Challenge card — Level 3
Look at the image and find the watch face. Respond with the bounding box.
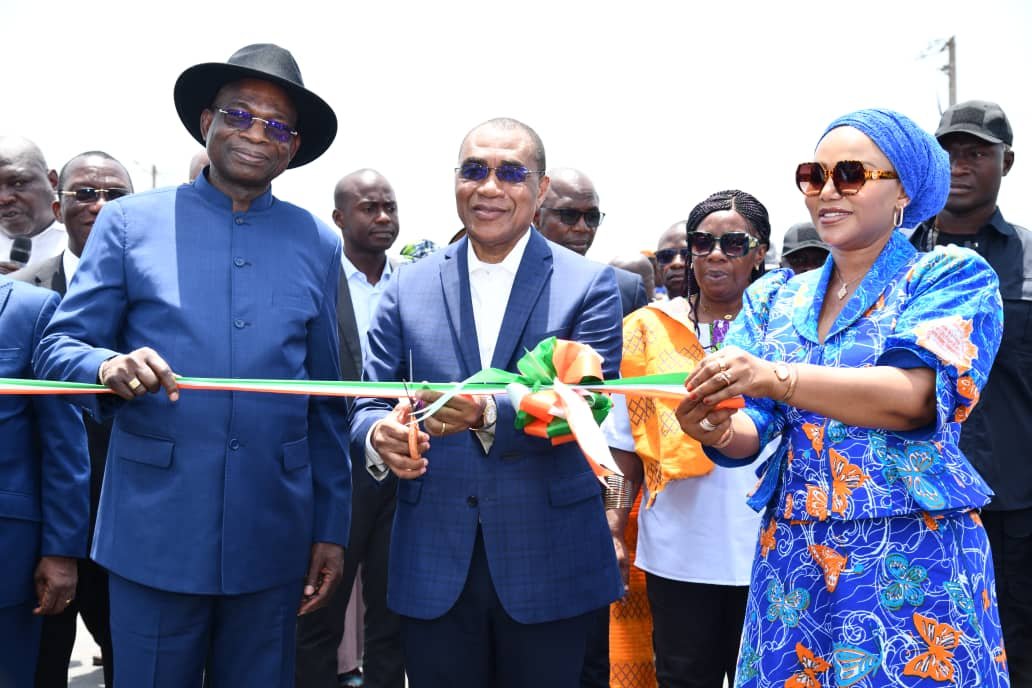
[774,364,790,381]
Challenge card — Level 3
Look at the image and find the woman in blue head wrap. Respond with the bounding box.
[674,109,1009,686]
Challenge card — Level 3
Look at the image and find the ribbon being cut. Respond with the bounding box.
[3,338,743,486]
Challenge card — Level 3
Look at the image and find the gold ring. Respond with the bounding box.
[64,599,73,604]
[128,378,142,391]
[440,421,447,434]
[717,357,728,372]
[699,417,718,432]
[718,371,733,387]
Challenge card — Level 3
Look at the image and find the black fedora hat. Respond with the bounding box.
[174,43,337,168]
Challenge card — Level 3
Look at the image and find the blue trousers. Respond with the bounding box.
[400,529,595,688]
[0,601,41,688]
[109,573,301,688]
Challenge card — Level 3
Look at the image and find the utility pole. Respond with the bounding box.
[151,164,158,189]
[944,36,956,107]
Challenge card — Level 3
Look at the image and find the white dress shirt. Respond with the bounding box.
[365,230,533,479]
[1,222,67,268]
[341,253,393,360]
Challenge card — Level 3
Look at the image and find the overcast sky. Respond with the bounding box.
[4,0,1030,262]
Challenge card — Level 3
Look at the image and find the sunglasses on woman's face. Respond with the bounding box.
[687,231,759,258]
[795,160,898,197]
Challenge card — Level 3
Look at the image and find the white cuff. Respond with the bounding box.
[364,424,391,482]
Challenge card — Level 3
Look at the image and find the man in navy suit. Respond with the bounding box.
[33,44,351,687]
[534,167,646,316]
[13,150,132,687]
[0,274,90,687]
[350,118,624,687]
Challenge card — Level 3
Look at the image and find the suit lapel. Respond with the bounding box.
[441,238,482,378]
[53,257,67,295]
[0,280,12,317]
[491,230,552,370]
[336,274,363,380]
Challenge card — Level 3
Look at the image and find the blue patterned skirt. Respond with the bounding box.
[735,510,1009,687]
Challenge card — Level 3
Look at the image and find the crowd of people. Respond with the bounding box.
[1,41,1028,688]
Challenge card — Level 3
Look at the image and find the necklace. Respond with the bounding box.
[699,299,736,348]
[833,266,858,300]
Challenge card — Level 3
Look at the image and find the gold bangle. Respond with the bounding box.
[711,422,735,449]
[781,364,799,402]
[603,474,634,509]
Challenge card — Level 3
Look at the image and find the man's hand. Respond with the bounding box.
[98,346,179,401]
[0,260,23,275]
[298,542,344,615]
[371,400,429,479]
[414,389,484,436]
[33,556,77,616]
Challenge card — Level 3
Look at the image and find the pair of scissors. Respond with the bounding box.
[402,351,421,460]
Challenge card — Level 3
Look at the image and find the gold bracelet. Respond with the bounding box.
[603,474,634,509]
[781,364,799,402]
[711,422,735,450]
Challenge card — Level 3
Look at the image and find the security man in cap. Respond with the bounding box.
[911,99,1032,682]
[780,221,829,274]
[35,44,351,687]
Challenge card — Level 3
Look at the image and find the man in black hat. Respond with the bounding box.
[35,44,351,688]
[910,99,1032,681]
[779,221,829,274]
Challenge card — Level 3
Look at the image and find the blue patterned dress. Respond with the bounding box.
[711,231,1010,687]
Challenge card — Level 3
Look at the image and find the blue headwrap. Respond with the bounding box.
[820,109,950,227]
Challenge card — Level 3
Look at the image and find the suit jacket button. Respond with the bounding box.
[234,257,246,267]
[229,439,241,450]
[466,496,478,507]
[233,319,245,329]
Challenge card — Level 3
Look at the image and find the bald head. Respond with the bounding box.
[0,136,58,239]
[332,168,399,262]
[535,168,602,255]
[610,252,655,302]
[188,149,209,181]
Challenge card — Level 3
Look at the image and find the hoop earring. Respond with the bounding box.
[893,204,905,229]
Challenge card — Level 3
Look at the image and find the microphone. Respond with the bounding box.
[9,237,31,266]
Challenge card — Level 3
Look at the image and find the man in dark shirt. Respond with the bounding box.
[911,99,1032,682]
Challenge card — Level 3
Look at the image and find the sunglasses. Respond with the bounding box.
[655,247,690,265]
[456,160,539,184]
[60,188,131,203]
[795,161,898,197]
[540,207,605,229]
[216,107,298,144]
[687,231,759,258]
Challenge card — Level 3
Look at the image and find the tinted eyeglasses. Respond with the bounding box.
[540,207,605,229]
[216,107,298,143]
[456,160,540,184]
[795,160,898,197]
[687,231,759,258]
[655,247,690,265]
[60,188,131,203]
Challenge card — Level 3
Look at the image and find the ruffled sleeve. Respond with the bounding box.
[878,245,1003,438]
[705,269,793,466]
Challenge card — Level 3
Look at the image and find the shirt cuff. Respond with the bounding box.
[364,424,391,482]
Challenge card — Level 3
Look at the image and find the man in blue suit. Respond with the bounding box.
[350,118,624,687]
[0,274,90,687]
[33,44,351,687]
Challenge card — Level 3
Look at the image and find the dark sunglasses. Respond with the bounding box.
[216,107,298,143]
[655,247,690,265]
[687,231,759,258]
[795,160,898,197]
[60,188,131,203]
[540,207,605,229]
[456,160,539,184]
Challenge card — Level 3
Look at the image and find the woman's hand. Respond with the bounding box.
[684,345,780,407]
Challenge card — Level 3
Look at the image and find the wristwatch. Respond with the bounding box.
[773,363,791,384]
[477,396,497,430]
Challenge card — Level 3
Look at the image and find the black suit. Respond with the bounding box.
[12,254,114,688]
[295,270,404,688]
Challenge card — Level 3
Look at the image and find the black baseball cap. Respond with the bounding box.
[782,222,828,257]
[935,100,1013,146]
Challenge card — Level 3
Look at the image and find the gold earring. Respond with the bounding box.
[893,205,905,229]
